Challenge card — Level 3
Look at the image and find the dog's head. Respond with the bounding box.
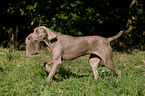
[25,26,56,57]
[32,26,56,41]
[25,34,40,57]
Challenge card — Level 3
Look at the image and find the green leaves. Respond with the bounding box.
[0,0,145,50]
[26,2,38,11]
[26,5,33,11]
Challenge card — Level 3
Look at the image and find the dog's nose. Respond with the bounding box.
[26,53,32,57]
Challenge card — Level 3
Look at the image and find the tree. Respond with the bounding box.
[0,0,144,50]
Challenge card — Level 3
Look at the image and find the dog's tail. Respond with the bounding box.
[108,30,124,42]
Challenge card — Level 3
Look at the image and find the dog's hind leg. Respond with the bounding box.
[89,54,101,80]
[102,47,121,77]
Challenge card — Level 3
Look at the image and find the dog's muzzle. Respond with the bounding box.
[26,51,40,57]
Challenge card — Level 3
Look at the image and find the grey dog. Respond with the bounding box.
[26,26,123,82]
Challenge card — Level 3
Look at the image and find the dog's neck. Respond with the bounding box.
[43,40,50,47]
[43,36,57,47]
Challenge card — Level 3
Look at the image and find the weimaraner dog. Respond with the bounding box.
[26,26,123,82]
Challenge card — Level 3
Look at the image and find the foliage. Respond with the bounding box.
[0,48,145,95]
[0,0,145,50]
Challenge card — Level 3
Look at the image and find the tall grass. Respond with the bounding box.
[0,47,145,95]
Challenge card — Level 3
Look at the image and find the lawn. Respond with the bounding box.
[0,47,145,96]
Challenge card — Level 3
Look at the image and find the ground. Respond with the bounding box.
[0,47,145,95]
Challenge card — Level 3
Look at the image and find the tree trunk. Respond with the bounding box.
[125,0,137,32]
[15,25,18,49]
[9,25,19,50]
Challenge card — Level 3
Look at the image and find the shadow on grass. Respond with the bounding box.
[58,65,90,80]
[40,63,119,82]
[100,71,118,79]
[40,64,90,82]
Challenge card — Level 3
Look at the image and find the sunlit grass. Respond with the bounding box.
[0,47,145,95]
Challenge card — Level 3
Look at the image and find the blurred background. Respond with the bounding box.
[0,0,144,51]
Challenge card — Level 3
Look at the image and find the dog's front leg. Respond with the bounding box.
[44,59,53,72]
[47,57,61,82]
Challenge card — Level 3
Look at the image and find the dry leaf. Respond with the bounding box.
[135,65,141,68]
[124,63,127,66]
[141,60,145,64]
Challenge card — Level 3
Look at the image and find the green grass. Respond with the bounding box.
[0,47,145,96]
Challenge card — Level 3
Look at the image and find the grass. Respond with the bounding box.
[0,47,145,96]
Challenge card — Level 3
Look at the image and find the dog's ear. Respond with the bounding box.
[31,26,47,41]
[44,27,56,40]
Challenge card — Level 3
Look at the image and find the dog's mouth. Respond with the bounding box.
[26,52,40,57]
